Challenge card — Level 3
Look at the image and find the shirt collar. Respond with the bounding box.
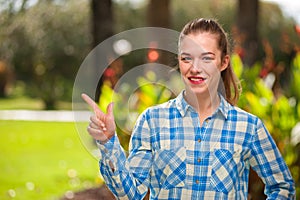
[175,90,230,119]
[218,94,230,119]
[175,91,191,117]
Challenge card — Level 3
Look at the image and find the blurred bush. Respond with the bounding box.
[0,0,90,109]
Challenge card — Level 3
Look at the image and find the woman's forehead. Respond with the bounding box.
[180,32,219,44]
[179,33,219,54]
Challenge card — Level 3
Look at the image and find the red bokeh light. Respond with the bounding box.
[147,50,159,62]
[295,24,300,35]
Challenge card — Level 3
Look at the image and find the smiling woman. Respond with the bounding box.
[81,18,295,199]
[178,31,230,119]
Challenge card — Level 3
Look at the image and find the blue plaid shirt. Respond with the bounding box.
[97,91,295,199]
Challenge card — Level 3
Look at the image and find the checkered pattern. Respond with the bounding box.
[97,91,295,199]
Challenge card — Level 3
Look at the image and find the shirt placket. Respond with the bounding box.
[178,97,222,196]
[191,112,211,190]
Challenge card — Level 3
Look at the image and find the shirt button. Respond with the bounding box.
[197,158,201,163]
[197,139,201,143]
[196,180,199,184]
[205,119,210,123]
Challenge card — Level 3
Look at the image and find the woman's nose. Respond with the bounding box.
[191,59,202,71]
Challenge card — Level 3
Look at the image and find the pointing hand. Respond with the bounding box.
[81,93,116,143]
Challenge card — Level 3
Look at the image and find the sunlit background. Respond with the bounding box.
[0,0,300,199]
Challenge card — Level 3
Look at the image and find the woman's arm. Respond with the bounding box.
[249,119,296,199]
[81,93,152,199]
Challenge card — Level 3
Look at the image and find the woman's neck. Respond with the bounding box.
[184,90,220,124]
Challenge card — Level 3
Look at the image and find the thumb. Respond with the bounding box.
[107,102,114,117]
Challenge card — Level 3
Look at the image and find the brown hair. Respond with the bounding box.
[179,18,241,105]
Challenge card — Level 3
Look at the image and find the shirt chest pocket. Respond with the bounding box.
[153,146,186,189]
[210,149,244,194]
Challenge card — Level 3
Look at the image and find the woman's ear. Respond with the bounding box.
[220,55,230,72]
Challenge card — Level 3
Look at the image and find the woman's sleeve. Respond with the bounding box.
[96,110,153,199]
[249,119,296,199]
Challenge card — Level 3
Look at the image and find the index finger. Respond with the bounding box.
[81,93,102,116]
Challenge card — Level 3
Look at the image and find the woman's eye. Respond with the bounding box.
[202,56,214,62]
[181,57,192,63]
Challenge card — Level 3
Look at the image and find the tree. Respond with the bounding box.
[147,0,171,28]
[0,0,90,109]
[0,61,12,97]
[146,0,174,68]
[90,0,114,48]
[236,0,259,67]
[0,0,28,14]
[236,1,266,198]
[90,0,115,102]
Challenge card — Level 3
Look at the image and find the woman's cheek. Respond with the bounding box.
[179,62,189,74]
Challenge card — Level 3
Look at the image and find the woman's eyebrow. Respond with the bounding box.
[180,52,215,57]
[180,52,191,56]
[202,52,215,56]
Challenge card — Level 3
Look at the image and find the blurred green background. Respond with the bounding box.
[0,120,100,200]
[0,0,300,199]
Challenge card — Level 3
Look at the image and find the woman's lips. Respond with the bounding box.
[188,76,206,84]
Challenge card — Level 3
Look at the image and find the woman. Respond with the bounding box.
[82,18,295,199]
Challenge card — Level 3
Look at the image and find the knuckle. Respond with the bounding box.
[87,126,91,132]
[89,116,94,121]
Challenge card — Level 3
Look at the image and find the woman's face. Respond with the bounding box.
[178,32,229,97]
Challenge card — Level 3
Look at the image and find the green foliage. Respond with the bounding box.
[0,121,100,200]
[0,0,298,110]
[0,0,90,109]
[231,53,243,79]
[98,81,115,113]
[291,53,300,100]
[114,1,147,33]
[135,71,173,113]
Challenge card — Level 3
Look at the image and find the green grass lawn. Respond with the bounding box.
[0,120,102,200]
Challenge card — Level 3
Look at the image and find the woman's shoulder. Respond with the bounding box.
[220,95,259,122]
[229,104,262,125]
